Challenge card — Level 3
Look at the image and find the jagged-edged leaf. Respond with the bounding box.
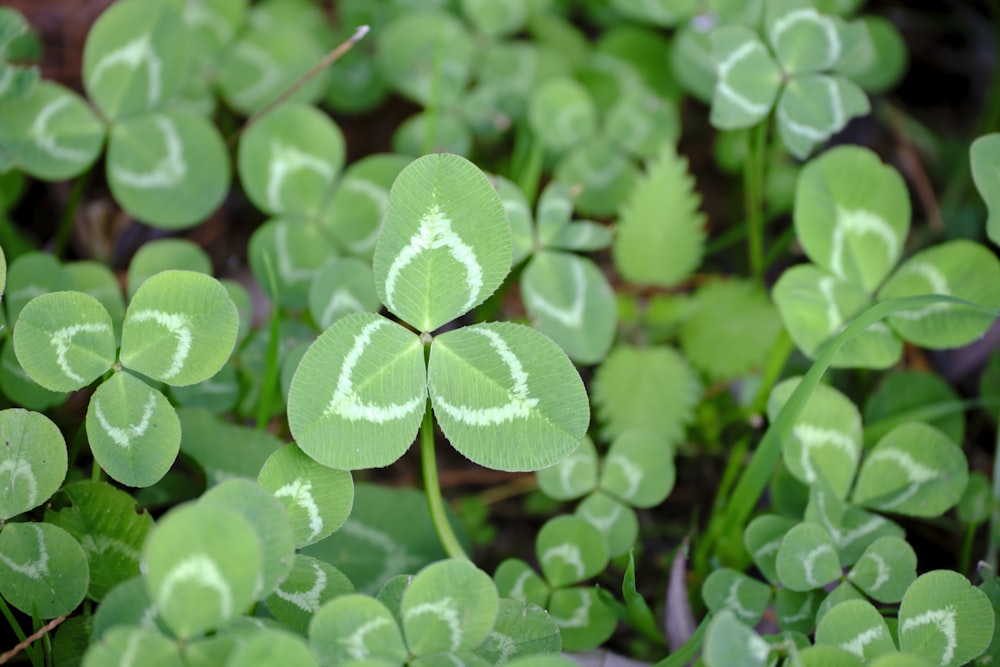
[765,0,844,73]
[473,598,561,664]
[773,264,901,368]
[972,132,1000,247]
[401,559,499,656]
[309,594,408,665]
[775,522,841,591]
[592,344,701,443]
[600,430,674,507]
[681,279,782,381]
[107,109,229,229]
[82,626,182,667]
[553,138,640,218]
[702,568,772,624]
[125,238,212,297]
[853,422,968,517]
[548,586,616,652]
[178,407,282,484]
[806,488,904,565]
[238,103,345,219]
[309,257,380,330]
[376,10,472,107]
[703,610,772,667]
[898,570,994,667]
[767,377,862,499]
[200,479,295,599]
[0,522,89,617]
[0,8,38,102]
[528,78,597,155]
[65,261,126,339]
[745,514,799,585]
[815,599,896,661]
[776,588,821,634]
[613,142,706,287]
[258,443,354,548]
[322,154,410,259]
[86,372,180,487]
[605,88,680,159]
[13,291,115,392]
[776,74,869,159]
[0,408,66,519]
[846,535,916,603]
[248,218,334,309]
[522,252,615,364]
[120,270,238,386]
[45,480,152,600]
[429,322,589,472]
[575,491,638,558]
[880,240,1000,349]
[864,370,965,445]
[0,81,104,180]
[536,435,598,501]
[217,25,326,115]
[709,25,781,130]
[536,515,607,588]
[493,559,548,609]
[82,0,192,120]
[5,251,70,324]
[142,502,262,638]
[288,312,426,470]
[0,341,66,411]
[373,153,512,332]
[265,554,353,634]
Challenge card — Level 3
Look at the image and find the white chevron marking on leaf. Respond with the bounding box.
[274,223,312,285]
[0,457,38,507]
[267,141,334,212]
[716,40,772,116]
[769,9,841,69]
[128,309,192,380]
[157,554,232,618]
[111,116,187,189]
[323,319,424,423]
[724,578,758,622]
[29,96,91,162]
[551,589,591,628]
[605,453,643,500]
[818,276,843,334]
[229,42,282,109]
[579,502,622,532]
[841,625,887,658]
[890,261,954,320]
[274,478,323,542]
[384,204,483,316]
[95,389,156,448]
[507,569,534,602]
[801,543,836,587]
[557,451,591,497]
[901,606,958,665]
[830,207,900,280]
[541,542,585,580]
[813,491,889,551]
[780,592,815,624]
[865,447,937,508]
[0,524,49,579]
[793,423,858,484]
[339,616,392,659]
[851,552,890,591]
[341,179,390,253]
[80,534,141,562]
[404,597,462,651]
[275,560,327,612]
[524,258,585,328]
[90,33,163,106]
[320,290,365,329]
[50,322,111,383]
[434,328,540,426]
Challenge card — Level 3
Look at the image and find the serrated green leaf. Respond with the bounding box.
[288,312,426,470]
[528,78,597,155]
[547,586,616,652]
[83,626,182,667]
[776,522,841,591]
[265,555,353,635]
[120,270,238,386]
[880,240,1000,349]
[257,443,354,548]
[703,610,772,667]
[777,74,869,159]
[238,103,344,219]
[702,568,772,624]
[429,322,589,472]
[0,522,89,617]
[575,492,638,558]
[536,515,608,588]
[125,238,212,297]
[846,535,916,604]
[898,570,994,667]
[709,26,781,130]
[853,422,968,517]
[308,594,408,665]
[536,435,598,501]
[766,0,843,73]
[745,514,799,585]
[377,10,472,107]
[613,142,705,287]
[0,408,66,520]
[815,598,896,661]
[373,153,511,332]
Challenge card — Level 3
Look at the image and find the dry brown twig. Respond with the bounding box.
[0,615,67,665]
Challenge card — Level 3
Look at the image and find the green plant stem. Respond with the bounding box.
[694,436,751,574]
[52,166,93,260]
[653,616,708,667]
[420,402,468,560]
[988,420,1000,569]
[745,328,792,418]
[960,521,979,575]
[744,121,768,281]
[256,307,282,431]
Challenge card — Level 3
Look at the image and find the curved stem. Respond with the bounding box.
[420,402,468,560]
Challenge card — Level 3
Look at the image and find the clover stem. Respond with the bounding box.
[52,165,93,260]
[420,401,469,561]
[745,120,768,282]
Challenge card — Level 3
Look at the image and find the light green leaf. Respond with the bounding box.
[958,471,991,524]
[710,26,781,130]
[0,81,104,180]
[0,341,66,411]
[744,514,799,585]
[535,182,574,247]
[768,377,862,499]
[493,559,548,609]
[45,480,153,601]
[166,0,245,60]
[5,251,70,324]
[120,270,238,386]
[265,554,353,634]
[575,492,638,558]
[494,176,534,267]
[225,628,318,667]
[863,370,965,446]
[898,570,994,667]
[609,0,695,26]
[536,515,608,588]
[702,568,772,624]
[553,138,640,219]
[309,594,408,665]
[672,25,716,104]
[178,407,282,484]
[238,103,344,219]
[776,522,841,591]
[170,363,239,414]
[0,8,39,102]
[86,372,181,488]
[82,0,192,120]
[65,261,126,340]
[522,252,616,364]
[90,576,163,639]
[796,645,865,667]
[536,435,598,501]
[428,322,589,472]
[776,588,821,634]
[816,581,866,625]
[0,243,5,297]
[613,142,706,287]
[473,598,561,664]
[600,429,674,508]
[125,238,211,297]
[766,0,843,73]
[0,408,66,520]
[547,220,614,253]
[393,111,472,158]
[846,535,916,604]
[776,74,869,159]
[806,488,904,565]
[401,559,499,656]
[592,344,701,443]
[257,443,354,548]
[836,17,907,93]
[606,88,680,160]
[373,153,511,332]
[0,522,89,617]
[528,78,597,155]
[13,291,115,392]
[288,312,426,470]
[972,133,1000,247]
[309,257,380,330]
[107,109,229,229]
[880,240,1000,349]
[703,610,772,667]
[324,33,387,115]
[547,587,616,652]
[815,599,896,661]
[142,502,262,638]
[83,626,182,667]
[853,422,968,517]
[867,655,935,667]
[248,218,334,309]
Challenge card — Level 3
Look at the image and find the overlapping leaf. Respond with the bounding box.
[0,522,89,617]
[0,408,67,519]
[265,555,353,634]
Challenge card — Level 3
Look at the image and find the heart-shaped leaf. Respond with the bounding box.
[309,593,408,665]
[776,74,869,159]
[125,238,211,297]
[766,0,844,73]
[815,598,896,661]
[0,522,89,617]
[745,514,799,585]
[536,516,607,588]
[847,535,916,603]
[265,555,353,634]
[547,586,616,652]
[702,568,772,624]
[776,588,822,634]
[575,491,638,558]
[703,610,772,667]
[806,488,904,565]
[493,559,549,610]
[709,25,781,130]
[536,435,599,501]
[776,522,841,591]
[600,429,675,508]
[0,408,67,519]
[248,218,335,310]
[309,257,380,330]
[554,138,640,218]
[971,132,1000,247]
